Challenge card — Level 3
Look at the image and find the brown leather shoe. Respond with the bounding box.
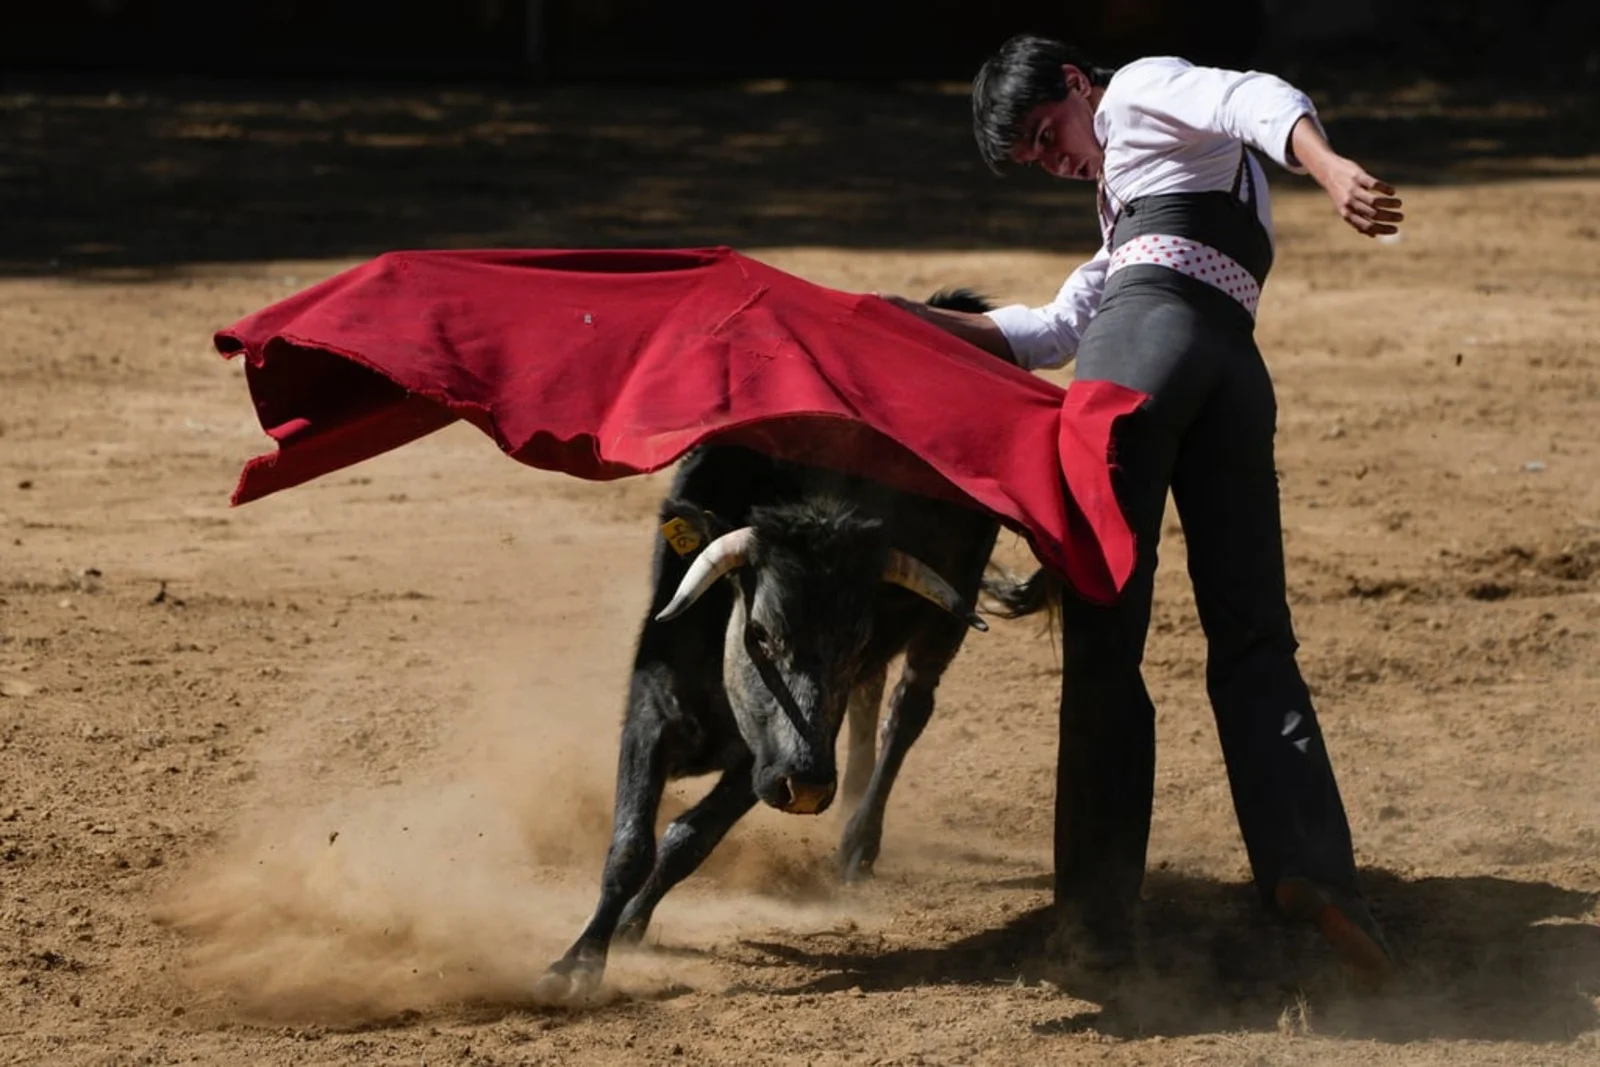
[1275,877,1393,989]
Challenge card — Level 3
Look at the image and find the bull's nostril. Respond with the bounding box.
[769,776,794,809]
[783,777,835,815]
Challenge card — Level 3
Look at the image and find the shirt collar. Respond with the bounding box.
[1093,66,1129,149]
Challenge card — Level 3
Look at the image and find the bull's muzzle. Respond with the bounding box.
[766,774,836,815]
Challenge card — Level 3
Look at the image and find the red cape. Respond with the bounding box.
[213,247,1143,604]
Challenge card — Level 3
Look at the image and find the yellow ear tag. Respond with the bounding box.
[660,517,703,557]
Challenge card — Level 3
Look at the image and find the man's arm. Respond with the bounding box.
[876,295,1019,363]
[878,242,1111,371]
[1111,57,1323,173]
[1114,58,1404,238]
[1288,116,1404,238]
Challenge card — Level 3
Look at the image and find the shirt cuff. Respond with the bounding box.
[984,304,1072,370]
[1269,104,1323,174]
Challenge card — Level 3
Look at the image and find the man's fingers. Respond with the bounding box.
[1350,188,1403,211]
[1352,199,1405,224]
[1341,166,1400,235]
[1342,206,1399,236]
[1356,188,1404,210]
[1358,173,1398,197]
[1344,195,1405,226]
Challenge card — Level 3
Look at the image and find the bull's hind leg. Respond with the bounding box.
[838,624,965,883]
[614,757,757,943]
[535,703,669,1003]
[840,667,888,812]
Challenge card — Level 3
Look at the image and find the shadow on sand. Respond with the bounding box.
[736,867,1599,1044]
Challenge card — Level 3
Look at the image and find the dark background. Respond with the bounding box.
[6,0,1598,84]
[2,1,1596,278]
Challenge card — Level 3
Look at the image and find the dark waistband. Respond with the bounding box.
[1110,191,1274,285]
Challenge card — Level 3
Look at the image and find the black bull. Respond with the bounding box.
[538,290,1010,1001]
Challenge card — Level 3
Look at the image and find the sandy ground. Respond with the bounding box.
[1,80,1597,1065]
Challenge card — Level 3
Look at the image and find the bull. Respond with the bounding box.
[536,290,1006,1001]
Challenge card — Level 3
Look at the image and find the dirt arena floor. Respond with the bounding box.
[1,77,1597,1065]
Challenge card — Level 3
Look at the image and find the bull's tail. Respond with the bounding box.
[979,565,1062,622]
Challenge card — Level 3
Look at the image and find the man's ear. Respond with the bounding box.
[657,499,733,558]
[1061,62,1089,95]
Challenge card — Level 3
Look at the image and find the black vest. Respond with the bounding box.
[1105,147,1275,289]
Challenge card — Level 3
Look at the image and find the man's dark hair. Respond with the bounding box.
[971,35,1116,175]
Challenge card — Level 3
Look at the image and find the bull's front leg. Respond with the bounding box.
[839,666,887,812]
[838,625,963,882]
[535,711,668,1004]
[614,756,757,943]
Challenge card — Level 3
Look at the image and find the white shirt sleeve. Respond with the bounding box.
[1111,57,1322,173]
[983,242,1110,370]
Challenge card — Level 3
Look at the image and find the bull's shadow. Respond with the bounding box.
[738,867,1599,1044]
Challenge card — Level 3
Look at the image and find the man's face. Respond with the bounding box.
[1008,64,1103,181]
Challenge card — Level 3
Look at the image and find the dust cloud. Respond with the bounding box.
[153,637,874,1025]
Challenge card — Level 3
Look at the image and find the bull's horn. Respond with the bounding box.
[655,527,757,622]
[883,549,988,631]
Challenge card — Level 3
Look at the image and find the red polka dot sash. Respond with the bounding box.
[1107,234,1261,317]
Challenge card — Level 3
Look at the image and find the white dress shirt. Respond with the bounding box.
[984,56,1326,370]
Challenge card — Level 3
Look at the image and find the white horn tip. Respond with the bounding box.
[655,597,690,623]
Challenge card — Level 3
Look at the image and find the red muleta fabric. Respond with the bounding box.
[213,247,1144,604]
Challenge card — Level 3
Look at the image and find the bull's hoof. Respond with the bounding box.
[532,959,604,1005]
[614,914,649,945]
[531,969,576,1004]
[837,823,881,884]
[839,859,875,885]
[837,843,878,885]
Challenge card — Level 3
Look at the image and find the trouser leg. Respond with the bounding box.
[1055,293,1220,948]
[1169,341,1359,904]
[1054,411,1175,943]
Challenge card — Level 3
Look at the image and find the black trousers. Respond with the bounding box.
[1056,268,1359,930]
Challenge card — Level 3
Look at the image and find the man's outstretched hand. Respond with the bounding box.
[1289,115,1405,238]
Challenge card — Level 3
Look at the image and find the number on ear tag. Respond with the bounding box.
[660,517,702,556]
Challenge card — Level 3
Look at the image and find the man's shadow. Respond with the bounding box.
[737,867,1599,1043]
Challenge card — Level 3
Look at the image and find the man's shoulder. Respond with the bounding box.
[1105,55,1194,96]
[1099,56,1194,130]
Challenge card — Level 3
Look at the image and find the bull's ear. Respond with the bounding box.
[657,499,732,558]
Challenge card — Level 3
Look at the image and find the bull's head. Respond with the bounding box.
[655,498,985,815]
